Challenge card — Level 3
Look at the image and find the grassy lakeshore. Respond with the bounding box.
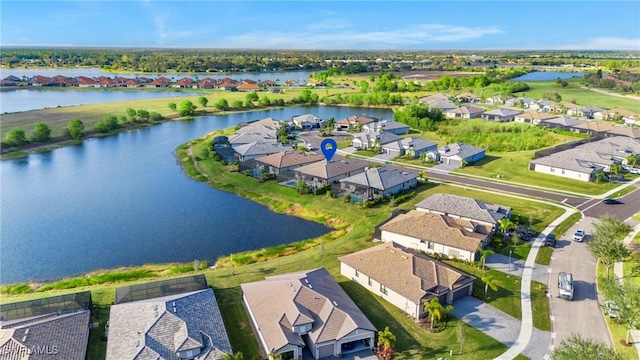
[0,127,570,359]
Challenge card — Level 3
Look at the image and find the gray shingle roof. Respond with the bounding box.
[400,137,437,151]
[241,268,376,353]
[415,193,511,225]
[106,289,232,360]
[228,132,276,145]
[540,116,588,127]
[483,108,521,117]
[233,141,291,156]
[379,120,409,131]
[438,143,485,160]
[339,243,475,303]
[0,310,90,360]
[339,166,417,191]
[294,159,369,180]
[376,132,403,145]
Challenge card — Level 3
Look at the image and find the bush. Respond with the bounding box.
[0,283,32,295]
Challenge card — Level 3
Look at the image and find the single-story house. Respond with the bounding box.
[254,150,324,175]
[228,132,276,145]
[241,268,377,360]
[336,166,417,201]
[594,108,638,123]
[233,141,292,162]
[419,93,449,104]
[236,83,260,91]
[293,158,369,189]
[292,113,324,130]
[485,95,514,105]
[445,105,485,119]
[106,286,232,360]
[538,116,588,132]
[378,210,490,262]
[352,131,403,150]
[381,137,438,159]
[363,120,410,135]
[335,115,378,131]
[0,292,92,360]
[455,93,481,104]
[415,193,511,234]
[570,121,640,138]
[537,100,558,113]
[426,99,458,112]
[482,108,521,122]
[438,143,485,167]
[514,111,557,124]
[339,242,475,319]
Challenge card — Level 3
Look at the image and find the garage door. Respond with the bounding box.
[318,344,333,358]
[448,159,461,167]
[452,286,469,301]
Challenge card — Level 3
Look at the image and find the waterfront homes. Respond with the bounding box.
[352,131,403,150]
[482,108,521,122]
[292,113,324,130]
[528,136,640,182]
[378,210,489,262]
[339,242,475,319]
[363,120,410,135]
[415,193,512,234]
[293,158,369,189]
[233,142,292,162]
[254,150,325,175]
[335,166,417,201]
[438,143,486,167]
[382,137,438,159]
[0,291,92,360]
[335,115,378,131]
[106,276,232,360]
[241,268,377,360]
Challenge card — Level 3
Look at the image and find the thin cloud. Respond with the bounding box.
[554,37,640,51]
[221,23,502,49]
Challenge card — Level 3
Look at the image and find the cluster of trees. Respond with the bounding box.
[543,91,563,102]
[94,108,162,132]
[320,92,404,106]
[584,69,640,93]
[3,122,52,147]
[393,102,446,131]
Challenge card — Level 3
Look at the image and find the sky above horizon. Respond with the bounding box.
[1,1,639,51]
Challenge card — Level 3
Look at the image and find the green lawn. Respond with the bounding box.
[517,78,640,113]
[455,150,621,195]
[535,247,553,266]
[443,261,551,331]
[551,212,582,238]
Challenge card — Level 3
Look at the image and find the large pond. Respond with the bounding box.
[514,71,585,81]
[0,106,393,284]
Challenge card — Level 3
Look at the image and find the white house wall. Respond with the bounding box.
[531,163,593,182]
[340,262,420,319]
[380,230,475,262]
[382,179,417,197]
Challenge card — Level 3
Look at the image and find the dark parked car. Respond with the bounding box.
[603,198,623,205]
[543,233,556,247]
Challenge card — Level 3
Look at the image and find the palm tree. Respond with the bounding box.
[479,249,495,269]
[377,326,396,360]
[609,163,623,176]
[423,298,453,329]
[498,218,515,236]
[594,170,606,184]
[627,154,639,168]
[481,274,499,298]
[223,352,244,360]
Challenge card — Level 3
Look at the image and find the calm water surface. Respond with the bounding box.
[0,106,393,284]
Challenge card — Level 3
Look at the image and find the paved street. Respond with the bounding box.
[583,188,640,220]
[547,217,611,346]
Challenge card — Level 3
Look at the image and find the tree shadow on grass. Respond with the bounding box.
[468,155,500,168]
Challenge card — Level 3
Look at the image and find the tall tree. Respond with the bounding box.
[198,96,209,108]
[168,102,177,111]
[30,122,52,143]
[479,249,495,269]
[376,326,396,360]
[423,297,453,329]
[67,119,84,140]
[551,333,622,360]
[481,273,499,298]
[498,218,515,235]
[178,100,197,116]
[587,215,632,277]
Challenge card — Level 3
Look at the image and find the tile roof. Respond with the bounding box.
[400,137,437,151]
[255,150,324,169]
[248,118,282,128]
[241,268,376,353]
[292,114,322,124]
[571,122,640,138]
[380,210,487,251]
[235,125,278,137]
[339,166,417,191]
[448,105,484,115]
[106,289,232,360]
[515,111,556,121]
[294,158,369,180]
[379,120,409,131]
[233,141,291,156]
[228,132,276,145]
[438,143,485,160]
[336,115,377,125]
[380,210,487,252]
[483,108,521,117]
[339,243,475,303]
[540,116,588,127]
[0,310,90,360]
[415,193,511,225]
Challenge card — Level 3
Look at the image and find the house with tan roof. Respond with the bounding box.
[378,210,490,262]
[241,268,376,360]
[570,121,640,138]
[335,115,378,131]
[445,105,485,119]
[339,242,475,319]
[336,166,417,201]
[255,150,324,175]
[293,158,369,189]
[482,108,521,122]
[415,193,511,234]
[514,111,556,124]
[236,83,260,92]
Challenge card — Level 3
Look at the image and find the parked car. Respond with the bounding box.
[603,198,623,205]
[573,229,585,242]
[543,233,556,247]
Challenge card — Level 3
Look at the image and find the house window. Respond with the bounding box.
[561,169,565,174]
[550,167,555,172]
[428,242,434,250]
[368,277,372,286]
[380,284,388,295]
[355,269,359,277]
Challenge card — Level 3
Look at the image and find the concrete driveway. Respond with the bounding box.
[452,297,551,360]
[484,253,549,284]
[547,216,611,346]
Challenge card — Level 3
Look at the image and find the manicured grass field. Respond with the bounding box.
[454,150,621,195]
[517,78,640,113]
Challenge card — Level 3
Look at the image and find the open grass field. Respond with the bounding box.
[516,78,640,113]
[454,150,622,195]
